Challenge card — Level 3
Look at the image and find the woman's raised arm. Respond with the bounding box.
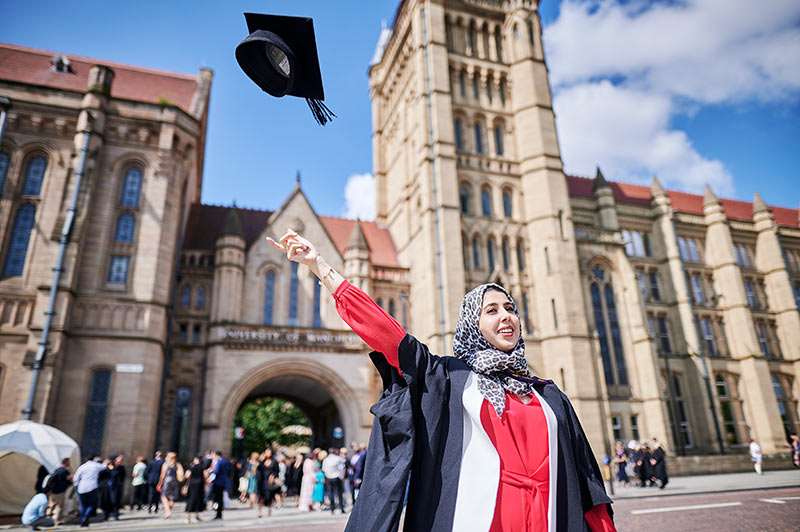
[267,230,405,363]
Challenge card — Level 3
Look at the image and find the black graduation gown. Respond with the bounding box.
[345,334,612,532]
[649,447,668,482]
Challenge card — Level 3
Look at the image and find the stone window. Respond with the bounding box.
[700,317,717,356]
[715,373,747,446]
[486,74,493,102]
[195,285,206,310]
[81,369,112,458]
[622,229,652,257]
[107,256,130,285]
[481,186,492,216]
[114,212,136,243]
[313,281,322,328]
[771,373,797,439]
[462,232,470,271]
[502,189,512,218]
[611,415,622,442]
[733,243,753,268]
[474,122,484,154]
[288,262,299,326]
[472,73,480,100]
[263,270,276,325]
[647,314,672,354]
[590,265,629,391]
[468,20,477,55]
[22,155,47,196]
[516,239,525,271]
[678,236,703,263]
[459,183,471,213]
[794,281,800,309]
[494,125,504,156]
[2,203,36,277]
[487,237,496,271]
[454,119,464,151]
[494,25,503,62]
[0,148,9,193]
[472,236,481,269]
[499,78,506,104]
[521,292,533,334]
[120,167,143,207]
[664,372,693,449]
[388,298,396,318]
[630,414,640,441]
[192,324,201,343]
[502,239,510,271]
[459,70,466,98]
[180,284,191,308]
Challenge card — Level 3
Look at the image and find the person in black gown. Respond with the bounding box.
[184,455,206,523]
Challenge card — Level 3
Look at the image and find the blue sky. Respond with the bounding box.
[2,0,798,218]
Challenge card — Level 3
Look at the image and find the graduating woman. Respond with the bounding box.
[268,231,615,532]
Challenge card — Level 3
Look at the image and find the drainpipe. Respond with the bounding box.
[23,128,92,419]
[421,2,448,354]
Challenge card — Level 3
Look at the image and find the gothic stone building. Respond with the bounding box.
[367,0,800,458]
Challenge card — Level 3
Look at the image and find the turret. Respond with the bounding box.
[593,167,618,230]
[343,221,371,293]
[211,208,246,322]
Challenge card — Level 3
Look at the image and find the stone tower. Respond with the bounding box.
[369,0,610,450]
[212,208,246,322]
[344,221,372,293]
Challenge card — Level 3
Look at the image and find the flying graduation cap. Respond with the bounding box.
[236,13,335,125]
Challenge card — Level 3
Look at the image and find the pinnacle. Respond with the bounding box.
[346,220,370,251]
[218,207,245,239]
[752,191,769,215]
[651,175,666,197]
[703,184,719,206]
[592,167,610,191]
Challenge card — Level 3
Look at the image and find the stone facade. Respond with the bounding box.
[368,0,800,457]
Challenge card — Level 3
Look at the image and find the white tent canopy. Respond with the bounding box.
[0,420,80,516]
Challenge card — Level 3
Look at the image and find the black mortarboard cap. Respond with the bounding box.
[236,13,335,125]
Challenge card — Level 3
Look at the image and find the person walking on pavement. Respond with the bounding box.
[184,454,206,523]
[157,452,184,519]
[749,439,764,475]
[257,448,280,517]
[145,451,164,513]
[72,455,108,527]
[209,450,231,520]
[614,441,630,488]
[786,432,800,468]
[298,449,320,511]
[108,455,126,519]
[130,456,147,510]
[649,439,668,489]
[322,447,346,514]
[47,457,72,526]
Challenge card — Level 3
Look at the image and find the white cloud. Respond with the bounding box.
[343,173,376,220]
[543,0,800,194]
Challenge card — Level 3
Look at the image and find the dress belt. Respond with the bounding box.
[500,469,550,531]
[500,469,549,494]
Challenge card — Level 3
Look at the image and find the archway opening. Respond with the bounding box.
[230,374,344,460]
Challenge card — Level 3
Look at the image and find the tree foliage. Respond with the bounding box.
[233,397,310,455]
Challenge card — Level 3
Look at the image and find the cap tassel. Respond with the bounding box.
[306,99,336,126]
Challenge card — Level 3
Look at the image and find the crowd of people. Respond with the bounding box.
[20,442,368,530]
[610,438,670,489]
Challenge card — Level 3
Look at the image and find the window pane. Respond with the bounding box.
[264,271,275,325]
[472,237,480,268]
[678,237,689,261]
[691,275,706,305]
[0,150,9,193]
[120,167,143,207]
[744,280,758,308]
[459,185,470,213]
[521,293,532,334]
[517,240,525,271]
[388,299,396,318]
[22,156,47,196]
[637,270,648,301]
[657,317,671,354]
[494,126,504,156]
[289,262,299,326]
[502,190,512,218]
[649,271,661,301]
[487,239,495,271]
[605,283,628,385]
[701,318,716,356]
[313,281,322,328]
[454,119,463,150]
[180,285,191,308]
[195,286,206,310]
[2,203,36,277]
[591,283,614,386]
[81,370,112,458]
[107,256,130,284]
[756,322,771,357]
[114,212,136,243]
[474,123,483,154]
[481,188,491,216]
[502,240,509,271]
[688,238,699,262]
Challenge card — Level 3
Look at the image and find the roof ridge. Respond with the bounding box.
[319,214,380,225]
[0,41,198,80]
[194,202,272,214]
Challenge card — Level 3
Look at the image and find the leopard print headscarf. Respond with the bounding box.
[453,284,533,417]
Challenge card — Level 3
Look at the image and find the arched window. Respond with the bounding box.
[481,187,492,217]
[494,125,504,156]
[3,203,36,277]
[502,189,512,218]
[195,285,206,310]
[516,239,525,271]
[502,239,510,271]
[22,155,47,196]
[107,256,130,284]
[120,166,143,207]
[454,119,464,151]
[486,74,493,102]
[499,78,506,104]
[0,149,10,193]
[459,70,466,97]
[180,284,191,308]
[313,281,322,328]
[472,236,481,269]
[487,237,496,271]
[468,21,477,54]
[288,262,299,326]
[494,26,503,62]
[81,369,112,458]
[472,74,480,100]
[263,271,275,325]
[462,233,470,271]
[389,299,396,318]
[590,266,629,389]
[459,184,471,214]
[474,122,484,154]
[528,20,535,46]
[114,212,136,243]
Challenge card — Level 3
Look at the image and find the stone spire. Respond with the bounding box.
[752,191,770,215]
[651,175,666,198]
[218,207,244,238]
[346,220,370,252]
[703,184,720,206]
[592,167,610,192]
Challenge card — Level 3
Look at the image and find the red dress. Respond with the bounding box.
[334,281,615,532]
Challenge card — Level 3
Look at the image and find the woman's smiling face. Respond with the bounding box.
[478,289,520,352]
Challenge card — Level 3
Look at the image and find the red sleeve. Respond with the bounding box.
[584,504,616,532]
[334,281,405,368]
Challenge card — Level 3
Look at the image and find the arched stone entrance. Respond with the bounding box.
[214,358,363,455]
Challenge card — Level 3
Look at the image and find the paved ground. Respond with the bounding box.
[2,469,797,531]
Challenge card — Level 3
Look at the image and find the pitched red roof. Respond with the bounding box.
[566,175,799,227]
[182,204,400,268]
[0,42,199,114]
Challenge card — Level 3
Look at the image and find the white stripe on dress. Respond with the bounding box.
[531,387,559,532]
[452,372,500,531]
